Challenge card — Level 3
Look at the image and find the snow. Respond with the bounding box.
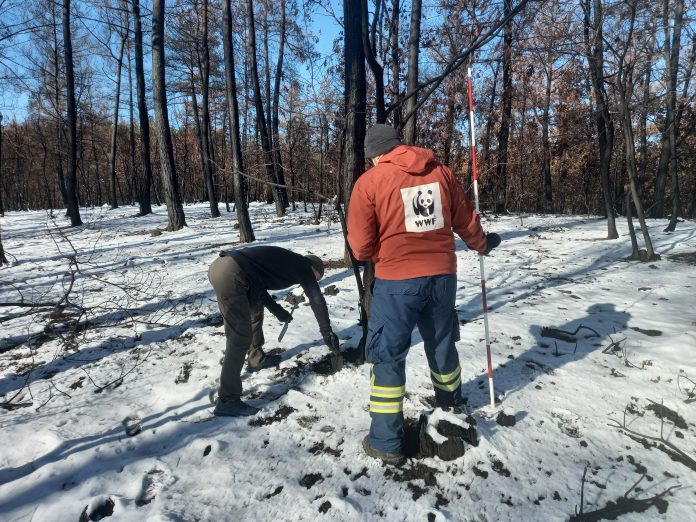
[1,203,695,521]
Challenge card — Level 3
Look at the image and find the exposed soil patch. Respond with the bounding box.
[407,482,428,500]
[299,473,324,489]
[296,415,319,428]
[323,285,340,296]
[249,405,296,426]
[626,455,647,474]
[70,377,86,389]
[265,486,283,499]
[403,414,477,461]
[285,293,306,305]
[386,461,439,487]
[308,353,338,376]
[435,492,450,508]
[323,259,350,270]
[646,402,687,429]
[79,497,115,521]
[668,251,696,265]
[309,441,342,457]
[318,500,331,513]
[350,467,368,481]
[630,326,662,337]
[472,466,488,479]
[496,412,517,427]
[491,458,511,477]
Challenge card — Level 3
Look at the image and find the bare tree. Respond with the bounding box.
[271,0,290,209]
[223,0,255,243]
[389,0,401,128]
[493,0,514,214]
[582,0,618,239]
[108,23,126,209]
[0,229,8,265]
[0,113,4,217]
[361,0,386,123]
[199,0,220,218]
[62,0,82,226]
[247,0,284,216]
[402,0,421,144]
[342,0,366,208]
[662,0,685,232]
[152,0,186,230]
[612,1,657,260]
[130,0,153,216]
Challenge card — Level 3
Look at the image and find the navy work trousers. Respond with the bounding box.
[366,274,463,453]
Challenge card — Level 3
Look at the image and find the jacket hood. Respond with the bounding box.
[380,145,436,175]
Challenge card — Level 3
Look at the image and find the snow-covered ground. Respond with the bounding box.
[1,203,695,521]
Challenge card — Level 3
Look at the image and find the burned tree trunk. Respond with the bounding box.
[494,0,513,214]
[223,0,255,243]
[131,0,153,216]
[62,0,82,226]
[583,0,618,239]
[108,36,126,209]
[402,0,421,144]
[152,0,186,230]
[271,0,289,208]
[247,0,284,217]
[362,0,385,123]
[199,0,220,218]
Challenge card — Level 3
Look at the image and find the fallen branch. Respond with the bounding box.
[602,335,626,354]
[609,406,696,472]
[541,324,601,343]
[677,373,696,403]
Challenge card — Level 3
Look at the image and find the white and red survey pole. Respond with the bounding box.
[467,66,495,409]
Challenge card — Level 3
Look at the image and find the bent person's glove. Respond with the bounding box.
[322,330,343,372]
[483,233,501,255]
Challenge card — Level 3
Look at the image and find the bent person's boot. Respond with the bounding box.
[247,354,282,372]
[362,436,406,466]
[214,398,259,417]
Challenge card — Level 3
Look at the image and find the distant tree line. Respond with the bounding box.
[0,0,693,240]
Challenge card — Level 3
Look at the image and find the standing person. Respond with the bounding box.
[208,246,341,417]
[347,124,500,465]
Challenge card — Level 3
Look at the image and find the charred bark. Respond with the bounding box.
[223,0,255,242]
[152,0,186,230]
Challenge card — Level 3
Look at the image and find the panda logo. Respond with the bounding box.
[413,189,435,217]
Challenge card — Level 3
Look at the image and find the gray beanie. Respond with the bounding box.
[364,124,401,159]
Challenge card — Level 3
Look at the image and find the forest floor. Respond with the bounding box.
[1,203,695,521]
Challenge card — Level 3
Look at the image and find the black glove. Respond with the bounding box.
[276,308,293,323]
[483,233,501,255]
[322,331,343,372]
[322,331,340,352]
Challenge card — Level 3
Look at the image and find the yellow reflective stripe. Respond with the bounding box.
[431,365,461,383]
[371,390,405,398]
[432,375,461,392]
[370,401,403,413]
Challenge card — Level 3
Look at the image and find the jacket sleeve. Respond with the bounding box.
[347,178,378,261]
[261,291,287,320]
[301,278,332,335]
[447,168,487,253]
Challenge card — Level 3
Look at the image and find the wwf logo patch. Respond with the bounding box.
[400,182,444,232]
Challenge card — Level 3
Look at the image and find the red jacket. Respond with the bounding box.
[347,145,486,280]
